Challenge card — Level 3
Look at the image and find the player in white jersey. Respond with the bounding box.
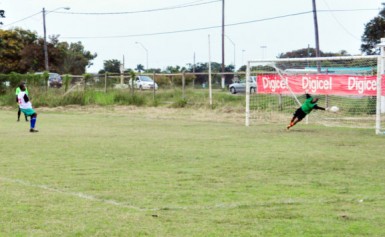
[17,83,38,132]
[15,81,29,122]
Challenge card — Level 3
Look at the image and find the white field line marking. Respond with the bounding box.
[1,176,374,211]
[0,176,156,211]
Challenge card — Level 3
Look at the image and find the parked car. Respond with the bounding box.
[229,76,256,94]
[129,75,158,90]
[35,72,63,88]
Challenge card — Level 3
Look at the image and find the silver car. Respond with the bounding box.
[229,76,256,94]
[35,72,63,88]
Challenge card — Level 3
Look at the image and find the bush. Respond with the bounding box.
[0,73,47,93]
[155,74,196,88]
[0,77,246,110]
[171,74,196,86]
[114,92,145,106]
[155,75,172,88]
[171,98,188,108]
[367,96,376,115]
[83,73,93,90]
[0,91,16,106]
[0,74,7,95]
[61,92,86,106]
[63,75,71,92]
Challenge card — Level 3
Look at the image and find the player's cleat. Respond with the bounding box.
[286,125,291,130]
[29,128,39,133]
[287,122,294,130]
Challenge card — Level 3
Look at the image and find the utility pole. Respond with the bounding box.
[312,0,321,59]
[193,52,196,74]
[193,52,196,88]
[42,7,70,71]
[312,0,324,106]
[208,35,213,107]
[221,0,225,89]
[43,8,49,71]
[120,55,125,84]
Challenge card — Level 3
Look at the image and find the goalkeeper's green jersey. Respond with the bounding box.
[301,97,317,114]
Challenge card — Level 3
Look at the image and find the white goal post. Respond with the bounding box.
[245,55,385,135]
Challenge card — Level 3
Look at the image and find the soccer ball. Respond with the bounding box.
[329,106,339,113]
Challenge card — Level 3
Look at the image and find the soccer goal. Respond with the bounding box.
[245,55,385,134]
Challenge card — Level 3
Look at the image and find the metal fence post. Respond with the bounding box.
[182,71,186,99]
[153,72,156,101]
[104,73,107,93]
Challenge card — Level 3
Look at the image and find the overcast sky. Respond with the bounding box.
[0,0,382,73]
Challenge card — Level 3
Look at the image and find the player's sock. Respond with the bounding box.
[31,117,36,129]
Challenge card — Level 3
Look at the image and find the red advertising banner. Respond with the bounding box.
[257,74,385,96]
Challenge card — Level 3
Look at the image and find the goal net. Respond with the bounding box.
[245,56,385,134]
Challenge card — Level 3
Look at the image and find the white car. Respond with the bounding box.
[129,76,158,90]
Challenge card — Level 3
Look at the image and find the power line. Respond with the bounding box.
[318,8,379,13]
[60,9,378,40]
[56,0,220,15]
[1,7,378,35]
[0,0,220,27]
[1,11,41,27]
[320,0,361,41]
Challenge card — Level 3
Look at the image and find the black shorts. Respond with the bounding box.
[293,108,307,121]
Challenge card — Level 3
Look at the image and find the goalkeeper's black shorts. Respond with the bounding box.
[293,108,307,121]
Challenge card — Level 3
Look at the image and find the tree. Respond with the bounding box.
[60,41,97,75]
[361,6,385,55]
[39,36,96,74]
[164,65,187,73]
[147,68,161,73]
[103,59,121,73]
[18,38,45,72]
[278,48,350,59]
[135,64,145,73]
[237,65,247,72]
[0,28,38,73]
[0,10,4,25]
[186,62,234,84]
[0,28,96,74]
[278,48,315,58]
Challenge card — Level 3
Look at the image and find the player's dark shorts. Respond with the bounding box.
[293,108,307,121]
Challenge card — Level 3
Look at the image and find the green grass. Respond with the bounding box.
[0,107,384,236]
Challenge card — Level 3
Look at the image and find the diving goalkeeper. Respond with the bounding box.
[287,93,326,130]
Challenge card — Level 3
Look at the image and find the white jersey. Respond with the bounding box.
[17,91,32,109]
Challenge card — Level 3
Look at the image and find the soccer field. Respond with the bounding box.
[1,107,384,236]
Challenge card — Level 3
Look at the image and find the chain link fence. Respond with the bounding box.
[0,72,248,108]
